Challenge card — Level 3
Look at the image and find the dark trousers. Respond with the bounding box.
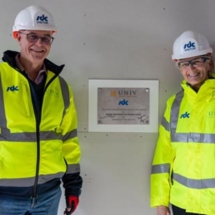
[172,205,206,215]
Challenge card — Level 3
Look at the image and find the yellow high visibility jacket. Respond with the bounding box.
[151,78,215,214]
[0,51,81,197]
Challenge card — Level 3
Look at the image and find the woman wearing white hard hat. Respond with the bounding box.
[151,30,215,215]
[0,5,82,215]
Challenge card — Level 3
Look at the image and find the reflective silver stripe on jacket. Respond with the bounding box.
[0,172,64,187]
[0,76,77,141]
[63,130,78,142]
[0,128,77,142]
[160,91,184,132]
[161,117,170,131]
[173,173,215,189]
[170,90,184,132]
[172,133,215,143]
[161,90,215,144]
[0,164,80,187]
[170,91,215,189]
[0,76,7,131]
[151,164,170,174]
[67,164,80,174]
[59,76,78,141]
[59,76,70,120]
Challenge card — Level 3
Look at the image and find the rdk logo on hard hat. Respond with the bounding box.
[184,41,196,52]
[36,14,48,24]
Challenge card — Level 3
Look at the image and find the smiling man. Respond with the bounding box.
[151,31,215,215]
[0,5,82,215]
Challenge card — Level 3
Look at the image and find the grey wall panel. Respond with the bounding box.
[1,0,214,214]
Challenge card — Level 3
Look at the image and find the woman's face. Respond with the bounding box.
[177,56,212,91]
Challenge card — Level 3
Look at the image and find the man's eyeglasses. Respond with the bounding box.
[19,32,54,45]
[177,56,210,69]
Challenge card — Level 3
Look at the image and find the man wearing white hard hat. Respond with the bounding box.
[0,5,82,215]
[151,30,215,215]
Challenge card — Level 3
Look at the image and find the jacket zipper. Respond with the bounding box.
[30,73,58,207]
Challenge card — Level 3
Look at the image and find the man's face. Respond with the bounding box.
[177,56,212,91]
[17,30,53,64]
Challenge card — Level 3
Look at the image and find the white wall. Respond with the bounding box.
[2,0,215,214]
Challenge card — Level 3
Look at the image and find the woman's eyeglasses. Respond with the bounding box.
[177,57,210,69]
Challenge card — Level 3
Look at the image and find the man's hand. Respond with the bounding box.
[64,196,79,215]
[157,205,171,215]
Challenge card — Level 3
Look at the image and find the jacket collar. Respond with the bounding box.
[2,50,65,75]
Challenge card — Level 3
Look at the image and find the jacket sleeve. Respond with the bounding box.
[60,83,83,197]
[150,96,176,207]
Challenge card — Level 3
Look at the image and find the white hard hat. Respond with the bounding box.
[13,5,57,38]
[172,30,213,60]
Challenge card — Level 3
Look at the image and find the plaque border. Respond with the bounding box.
[88,79,159,132]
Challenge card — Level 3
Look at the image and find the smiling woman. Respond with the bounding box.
[178,54,212,91]
[173,31,214,92]
[150,30,215,215]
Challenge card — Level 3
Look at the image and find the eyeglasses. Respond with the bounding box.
[177,56,210,69]
[19,32,54,45]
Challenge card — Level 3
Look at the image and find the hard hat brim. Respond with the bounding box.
[172,47,213,60]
